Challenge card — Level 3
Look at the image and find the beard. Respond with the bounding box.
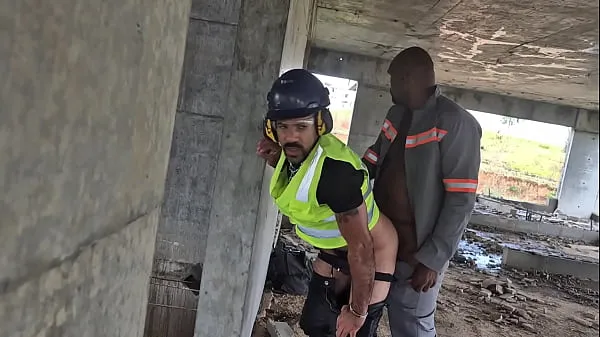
[282,143,307,164]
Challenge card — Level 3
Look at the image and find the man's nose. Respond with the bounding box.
[281,128,300,141]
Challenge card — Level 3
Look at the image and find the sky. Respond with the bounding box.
[314,73,572,147]
[315,73,356,90]
[468,110,571,147]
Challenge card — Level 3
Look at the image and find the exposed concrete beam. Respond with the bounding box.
[280,0,317,74]
[307,47,599,133]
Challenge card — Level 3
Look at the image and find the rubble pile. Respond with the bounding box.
[502,268,600,307]
[449,276,600,334]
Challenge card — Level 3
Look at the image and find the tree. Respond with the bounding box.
[500,116,520,127]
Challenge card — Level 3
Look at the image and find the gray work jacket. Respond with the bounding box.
[362,87,482,273]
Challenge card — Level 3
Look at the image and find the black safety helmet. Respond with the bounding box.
[266,69,330,121]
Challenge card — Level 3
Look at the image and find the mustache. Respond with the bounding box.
[282,143,303,150]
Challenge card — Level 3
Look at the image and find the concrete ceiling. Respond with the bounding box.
[312,0,599,110]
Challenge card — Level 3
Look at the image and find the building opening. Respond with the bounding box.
[313,73,358,144]
[469,111,570,205]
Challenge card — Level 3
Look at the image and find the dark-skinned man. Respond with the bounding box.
[256,69,399,337]
[361,47,482,337]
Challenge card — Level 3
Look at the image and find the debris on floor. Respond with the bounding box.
[253,215,600,337]
[266,320,294,337]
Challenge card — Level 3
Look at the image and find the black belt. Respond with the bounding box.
[318,250,396,283]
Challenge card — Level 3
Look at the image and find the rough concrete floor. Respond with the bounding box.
[253,226,600,337]
[253,265,599,337]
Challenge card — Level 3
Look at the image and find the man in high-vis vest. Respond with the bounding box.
[256,69,399,337]
[362,47,482,337]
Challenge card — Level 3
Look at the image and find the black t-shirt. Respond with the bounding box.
[315,158,365,213]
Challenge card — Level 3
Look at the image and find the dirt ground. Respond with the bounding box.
[253,217,600,337]
[253,264,599,337]
[477,171,555,204]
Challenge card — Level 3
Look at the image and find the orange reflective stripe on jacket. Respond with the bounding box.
[363,148,378,164]
[443,178,478,193]
[382,119,398,141]
[405,127,447,148]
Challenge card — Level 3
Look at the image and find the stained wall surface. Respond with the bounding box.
[0,0,191,336]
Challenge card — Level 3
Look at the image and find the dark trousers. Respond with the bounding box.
[299,273,386,337]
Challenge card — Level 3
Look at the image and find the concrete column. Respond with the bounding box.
[239,2,315,336]
[557,130,600,219]
[149,0,313,336]
[0,0,190,336]
[280,0,316,74]
[347,84,391,155]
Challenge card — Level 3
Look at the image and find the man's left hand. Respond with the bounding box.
[409,263,438,292]
[336,305,366,337]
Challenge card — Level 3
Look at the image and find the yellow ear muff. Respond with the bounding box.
[316,110,326,136]
[264,118,277,142]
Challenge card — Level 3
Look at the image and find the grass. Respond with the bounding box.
[331,108,567,197]
[479,130,566,185]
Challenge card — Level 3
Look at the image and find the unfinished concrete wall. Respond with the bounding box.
[194,0,313,335]
[143,0,313,336]
[346,84,391,155]
[0,0,191,336]
[307,47,600,133]
[239,2,315,336]
[557,130,600,219]
[153,1,231,270]
[153,0,315,273]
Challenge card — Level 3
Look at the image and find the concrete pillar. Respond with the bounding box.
[0,0,190,336]
[347,84,391,155]
[557,130,600,219]
[239,2,315,336]
[148,0,313,336]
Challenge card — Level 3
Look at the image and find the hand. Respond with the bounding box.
[256,138,281,167]
[336,305,366,337]
[408,263,438,292]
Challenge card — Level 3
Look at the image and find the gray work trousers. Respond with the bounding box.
[387,261,446,337]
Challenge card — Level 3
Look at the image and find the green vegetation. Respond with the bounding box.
[331,107,566,202]
[480,130,566,185]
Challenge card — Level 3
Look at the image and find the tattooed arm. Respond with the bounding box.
[317,158,376,314]
[335,203,376,314]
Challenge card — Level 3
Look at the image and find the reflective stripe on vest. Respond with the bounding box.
[296,197,375,239]
[269,133,379,249]
[296,146,324,202]
[295,162,375,240]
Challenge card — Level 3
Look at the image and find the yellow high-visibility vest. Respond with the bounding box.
[269,134,379,249]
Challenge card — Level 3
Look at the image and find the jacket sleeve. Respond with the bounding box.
[414,115,482,273]
[360,133,383,179]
